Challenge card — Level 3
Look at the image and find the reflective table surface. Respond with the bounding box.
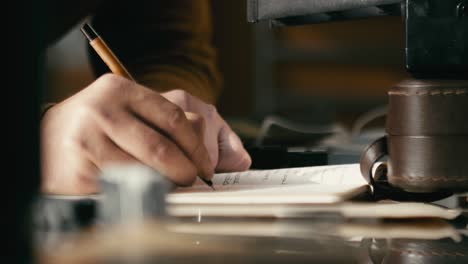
[38,195,468,264]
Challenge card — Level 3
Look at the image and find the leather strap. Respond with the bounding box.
[360,136,387,188]
[360,138,452,202]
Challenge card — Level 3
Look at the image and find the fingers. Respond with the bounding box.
[186,111,219,168]
[184,111,250,173]
[162,90,221,167]
[127,87,214,180]
[162,89,251,172]
[216,124,252,172]
[96,109,200,186]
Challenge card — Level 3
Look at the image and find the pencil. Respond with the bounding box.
[80,23,134,81]
[80,22,215,190]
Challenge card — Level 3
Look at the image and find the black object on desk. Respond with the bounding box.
[34,196,97,232]
[248,0,468,76]
[246,146,328,169]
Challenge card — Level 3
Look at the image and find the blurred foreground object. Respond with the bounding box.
[99,165,172,224]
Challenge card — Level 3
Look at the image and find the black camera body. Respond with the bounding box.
[248,0,467,77]
[406,0,468,77]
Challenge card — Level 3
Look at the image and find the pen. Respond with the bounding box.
[80,22,215,190]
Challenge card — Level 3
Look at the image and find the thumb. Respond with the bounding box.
[216,123,252,172]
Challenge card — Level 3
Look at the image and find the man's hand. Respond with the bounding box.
[162,90,251,172]
[41,74,217,195]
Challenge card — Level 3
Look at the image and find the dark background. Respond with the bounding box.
[45,1,408,130]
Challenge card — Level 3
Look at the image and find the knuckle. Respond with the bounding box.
[191,113,204,124]
[206,103,217,113]
[192,115,206,133]
[167,105,186,130]
[132,88,153,103]
[74,103,96,118]
[205,104,218,119]
[75,138,91,153]
[79,103,119,127]
[73,101,109,122]
[68,134,93,157]
[97,73,124,85]
[95,73,133,94]
[95,107,118,125]
[155,142,169,161]
[62,107,89,132]
[148,138,170,163]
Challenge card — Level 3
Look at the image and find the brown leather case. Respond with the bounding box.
[361,79,468,194]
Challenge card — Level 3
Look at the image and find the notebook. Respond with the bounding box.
[168,164,370,205]
[167,164,462,220]
[39,163,462,222]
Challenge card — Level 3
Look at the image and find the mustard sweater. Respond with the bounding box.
[46,0,221,103]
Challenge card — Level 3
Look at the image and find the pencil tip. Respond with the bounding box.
[202,178,215,190]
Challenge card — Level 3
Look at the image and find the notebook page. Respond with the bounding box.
[169,164,369,204]
[175,163,366,193]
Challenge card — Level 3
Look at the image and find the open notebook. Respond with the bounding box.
[168,164,370,205]
[39,163,462,221]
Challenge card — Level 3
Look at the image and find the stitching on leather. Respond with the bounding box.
[389,89,468,96]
